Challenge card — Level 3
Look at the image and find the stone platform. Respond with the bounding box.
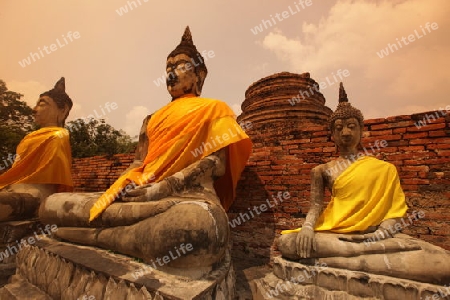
[0,220,42,287]
[253,257,450,300]
[0,237,235,300]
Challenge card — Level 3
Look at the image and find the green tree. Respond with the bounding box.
[0,80,34,169]
[67,118,136,158]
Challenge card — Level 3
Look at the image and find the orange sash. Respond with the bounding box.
[89,96,252,221]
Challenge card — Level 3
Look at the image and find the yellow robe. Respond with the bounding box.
[90,95,252,221]
[282,156,408,234]
[0,127,73,192]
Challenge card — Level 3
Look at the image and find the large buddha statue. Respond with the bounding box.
[40,27,252,271]
[277,83,450,285]
[0,78,73,222]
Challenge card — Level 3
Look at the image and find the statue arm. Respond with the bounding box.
[303,166,325,228]
[296,165,325,258]
[120,115,151,175]
[122,148,227,202]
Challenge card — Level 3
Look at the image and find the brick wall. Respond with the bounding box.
[71,154,134,192]
[229,110,450,265]
[71,111,450,265]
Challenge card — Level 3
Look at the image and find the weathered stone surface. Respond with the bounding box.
[277,232,450,285]
[0,220,43,288]
[239,72,333,126]
[39,192,178,228]
[5,236,235,300]
[0,193,40,222]
[0,275,52,300]
[254,257,450,300]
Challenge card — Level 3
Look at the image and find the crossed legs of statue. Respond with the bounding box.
[277,232,450,285]
[39,150,230,270]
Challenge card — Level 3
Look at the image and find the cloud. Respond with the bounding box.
[122,106,150,137]
[260,0,450,118]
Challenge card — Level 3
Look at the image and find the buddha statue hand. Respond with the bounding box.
[338,218,398,243]
[296,224,316,258]
[122,179,173,202]
[122,149,225,203]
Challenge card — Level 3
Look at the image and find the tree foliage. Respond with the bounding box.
[0,79,136,162]
[67,118,136,158]
[0,80,34,165]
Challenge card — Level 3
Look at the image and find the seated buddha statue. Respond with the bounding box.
[0,78,73,222]
[277,83,450,285]
[39,27,252,271]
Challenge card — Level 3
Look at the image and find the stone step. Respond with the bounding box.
[0,263,16,287]
[0,275,52,300]
[10,236,235,300]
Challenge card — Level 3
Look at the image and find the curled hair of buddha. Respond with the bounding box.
[40,77,73,112]
[167,26,208,80]
[329,82,364,131]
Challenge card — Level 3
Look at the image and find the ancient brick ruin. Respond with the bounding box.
[71,72,450,265]
[64,72,450,299]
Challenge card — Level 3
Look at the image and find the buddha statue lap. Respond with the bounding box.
[277,83,450,285]
[39,27,252,271]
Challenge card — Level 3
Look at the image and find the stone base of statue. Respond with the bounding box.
[0,218,42,288]
[253,256,450,300]
[0,236,235,300]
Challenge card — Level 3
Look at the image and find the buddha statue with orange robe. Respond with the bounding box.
[277,83,450,285]
[39,27,252,272]
[0,78,73,222]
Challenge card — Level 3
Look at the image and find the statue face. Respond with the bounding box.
[166,53,202,99]
[332,117,361,152]
[33,96,66,127]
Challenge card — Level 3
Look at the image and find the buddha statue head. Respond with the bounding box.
[34,77,73,127]
[166,26,208,100]
[329,83,364,153]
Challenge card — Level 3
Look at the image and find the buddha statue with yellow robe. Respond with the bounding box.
[277,83,450,285]
[39,27,252,272]
[0,78,73,222]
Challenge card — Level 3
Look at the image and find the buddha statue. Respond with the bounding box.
[39,27,252,272]
[0,77,73,222]
[277,83,450,285]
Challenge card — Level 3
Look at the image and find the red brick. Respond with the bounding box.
[405,158,450,165]
[401,185,419,191]
[401,165,430,172]
[429,130,448,137]
[387,152,435,161]
[378,147,398,153]
[370,129,393,136]
[323,147,335,153]
[437,150,450,157]
[398,146,425,152]
[311,137,328,142]
[385,120,415,128]
[407,122,446,132]
[364,118,386,125]
[426,143,450,150]
[403,132,429,139]
[402,178,430,185]
[393,128,407,134]
[386,115,412,122]
[409,138,436,145]
[312,130,329,136]
[364,135,402,142]
[371,123,390,130]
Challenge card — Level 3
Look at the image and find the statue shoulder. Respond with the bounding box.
[311,163,328,176]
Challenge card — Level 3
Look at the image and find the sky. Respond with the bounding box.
[1,0,449,137]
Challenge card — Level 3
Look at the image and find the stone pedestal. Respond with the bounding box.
[0,220,42,287]
[0,237,235,300]
[253,257,450,300]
